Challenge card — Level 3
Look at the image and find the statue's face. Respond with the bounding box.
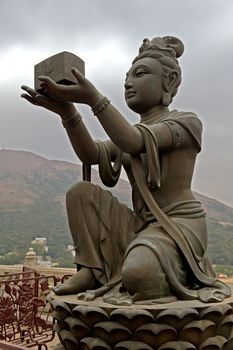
[124,57,164,114]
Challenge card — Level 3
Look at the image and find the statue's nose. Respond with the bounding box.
[124,78,133,89]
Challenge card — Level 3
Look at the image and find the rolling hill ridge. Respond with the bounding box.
[0,149,233,266]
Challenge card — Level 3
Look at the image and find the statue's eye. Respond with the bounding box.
[135,68,148,77]
[136,71,145,77]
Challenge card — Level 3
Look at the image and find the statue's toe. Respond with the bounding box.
[77,291,96,301]
[53,285,66,295]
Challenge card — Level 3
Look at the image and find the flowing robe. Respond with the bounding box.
[67,110,231,303]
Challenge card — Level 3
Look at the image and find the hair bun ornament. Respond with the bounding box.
[139,38,151,53]
[162,36,184,58]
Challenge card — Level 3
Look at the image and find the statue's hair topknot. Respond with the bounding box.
[136,36,184,61]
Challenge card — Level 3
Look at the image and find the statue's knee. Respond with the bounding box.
[122,246,152,293]
[66,181,96,202]
[122,264,141,294]
[122,246,163,296]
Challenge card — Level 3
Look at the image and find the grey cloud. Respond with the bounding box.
[1,0,233,206]
[1,0,231,51]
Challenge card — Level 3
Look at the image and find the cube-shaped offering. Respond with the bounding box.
[34,51,85,92]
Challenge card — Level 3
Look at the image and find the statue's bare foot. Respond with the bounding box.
[53,267,97,295]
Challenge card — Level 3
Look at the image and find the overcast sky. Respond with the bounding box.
[1,0,233,206]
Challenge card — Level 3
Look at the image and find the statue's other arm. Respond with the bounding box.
[62,113,99,164]
[65,123,119,165]
[94,106,197,153]
[21,85,119,165]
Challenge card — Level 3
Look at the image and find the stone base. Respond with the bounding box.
[48,287,233,350]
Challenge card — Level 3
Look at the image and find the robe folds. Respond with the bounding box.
[68,110,231,304]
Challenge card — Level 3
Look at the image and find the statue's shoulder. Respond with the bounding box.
[162,110,203,152]
[163,109,202,132]
[164,109,201,122]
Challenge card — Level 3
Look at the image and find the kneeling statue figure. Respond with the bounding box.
[21,36,231,304]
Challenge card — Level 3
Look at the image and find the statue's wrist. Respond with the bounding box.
[91,96,111,116]
[61,111,82,129]
[59,107,77,120]
[87,91,104,108]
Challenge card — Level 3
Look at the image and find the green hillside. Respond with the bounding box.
[0,149,233,268]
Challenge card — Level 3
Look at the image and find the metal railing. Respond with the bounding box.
[0,267,60,350]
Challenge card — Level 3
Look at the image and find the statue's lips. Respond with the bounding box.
[125,91,136,99]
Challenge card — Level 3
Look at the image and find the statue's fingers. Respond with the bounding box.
[21,93,40,106]
[71,67,85,82]
[35,93,50,104]
[38,76,61,94]
[38,76,55,85]
[39,79,69,101]
[21,85,37,98]
[43,89,63,101]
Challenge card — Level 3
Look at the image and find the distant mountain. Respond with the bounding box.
[0,149,233,266]
[195,192,233,225]
[0,149,130,210]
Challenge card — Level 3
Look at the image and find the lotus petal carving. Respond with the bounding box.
[179,320,216,347]
[115,340,153,350]
[94,321,132,347]
[198,335,227,350]
[80,336,111,350]
[156,308,199,330]
[73,305,109,327]
[110,308,154,331]
[134,323,177,348]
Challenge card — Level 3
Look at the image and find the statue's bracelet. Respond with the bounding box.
[62,112,82,129]
[91,96,110,116]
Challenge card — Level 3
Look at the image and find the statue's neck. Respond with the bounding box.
[140,106,170,124]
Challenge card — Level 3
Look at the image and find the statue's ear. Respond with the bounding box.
[162,71,179,106]
[163,70,179,94]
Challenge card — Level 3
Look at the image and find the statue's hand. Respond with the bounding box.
[38,68,102,106]
[21,85,76,117]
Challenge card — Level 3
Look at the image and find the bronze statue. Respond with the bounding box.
[21,36,231,305]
